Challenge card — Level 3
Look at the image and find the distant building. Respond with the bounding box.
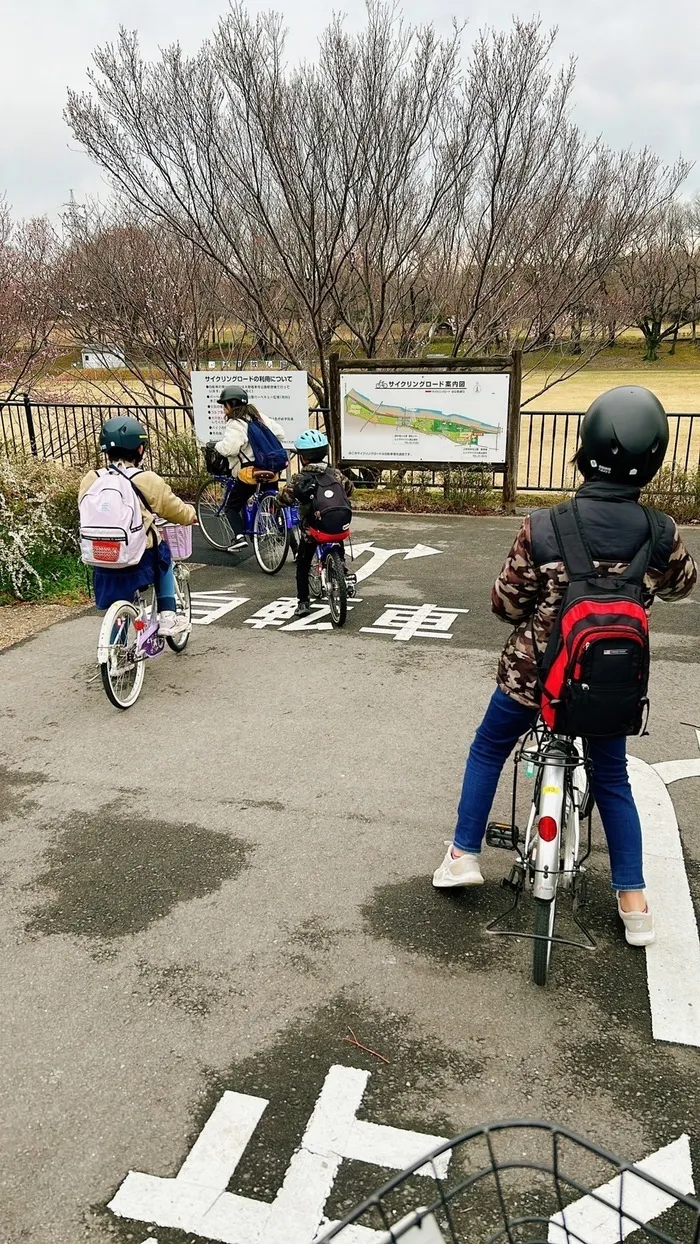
[81,345,126,370]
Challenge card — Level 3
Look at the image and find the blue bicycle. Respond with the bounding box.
[196,470,299,574]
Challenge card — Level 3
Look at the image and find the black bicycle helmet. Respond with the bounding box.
[580,386,669,486]
[99,416,149,453]
[217,384,248,406]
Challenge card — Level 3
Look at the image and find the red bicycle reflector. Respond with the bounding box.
[538,815,558,842]
[133,619,146,632]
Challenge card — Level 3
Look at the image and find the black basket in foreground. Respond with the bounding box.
[316,1121,700,1244]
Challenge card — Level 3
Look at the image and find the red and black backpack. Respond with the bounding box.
[539,499,664,738]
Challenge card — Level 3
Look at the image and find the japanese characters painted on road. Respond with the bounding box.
[341,371,510,463]
[109,1065,695,1244]
[109,1064,451,1244]
[191,370,309,450]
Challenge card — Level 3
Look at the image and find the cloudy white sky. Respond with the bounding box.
[2,0,699,218]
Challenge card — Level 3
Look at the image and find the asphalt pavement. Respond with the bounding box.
[1,512,700,1244]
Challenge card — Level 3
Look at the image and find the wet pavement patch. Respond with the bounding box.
[26,805,252,939]
[0,765,46,825]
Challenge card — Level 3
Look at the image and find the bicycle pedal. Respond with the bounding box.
[486,821,520,850]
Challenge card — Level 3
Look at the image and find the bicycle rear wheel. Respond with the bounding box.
[98,602,145,710]
[166,564,192,652]
[533,897,556,987]
[196,477,235,550]
[253,493,289,574]
[326,547,347,627]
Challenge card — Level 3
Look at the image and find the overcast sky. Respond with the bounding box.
[2,0,699,219]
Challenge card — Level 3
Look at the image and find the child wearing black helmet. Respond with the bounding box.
[79,416,196,636]
[206,385,286,552]
[432,386,697,949]
[277,429,355,617]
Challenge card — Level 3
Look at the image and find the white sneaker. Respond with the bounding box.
[432,841,484,888]
[227,537,247,552]
[158,610,187,637]
[617,893,655,946]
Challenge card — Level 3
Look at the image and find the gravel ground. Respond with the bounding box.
[0,601,92,652]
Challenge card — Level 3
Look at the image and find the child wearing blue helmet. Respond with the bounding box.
[278,428,355,617]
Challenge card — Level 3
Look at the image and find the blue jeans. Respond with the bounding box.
[155,558,176,612]
[454,687,645,891]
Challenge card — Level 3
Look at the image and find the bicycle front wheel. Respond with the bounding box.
[98,602,145,710]
[533,897,556,987]
[166,564,192,653]
[326,547,347,627]
[196,477,235,550]
[253,494,289,574]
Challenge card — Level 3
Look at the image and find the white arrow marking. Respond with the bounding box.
[628,755,700,1047]
[403,544,442,560]
[109,1065,451,1244]
[349,543,442,584]
[548,1134,694,1242]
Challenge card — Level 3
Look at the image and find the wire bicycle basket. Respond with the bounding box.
[316,1120,700,1243]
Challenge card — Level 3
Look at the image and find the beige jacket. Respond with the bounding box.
[79,465,196,547]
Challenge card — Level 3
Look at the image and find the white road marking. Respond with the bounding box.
[190,592,250,625]
[361,604,469,642]
[548,1134,694,1243]
[350,542,443,584]
[109,1065,451,1244]
[628,756,700,1048]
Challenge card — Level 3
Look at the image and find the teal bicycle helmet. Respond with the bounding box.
[99,416,149,453]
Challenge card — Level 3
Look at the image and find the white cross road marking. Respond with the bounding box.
[109,1065,451,1244]
[190,592,250,626]
[361,604,469,642]
[548,1135,695,1243]
[628,755,700,1048]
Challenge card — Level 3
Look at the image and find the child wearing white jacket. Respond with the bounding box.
[208,384,286,549]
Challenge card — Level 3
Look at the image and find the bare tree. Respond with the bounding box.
[0,199,61,401]
[618,203,699,361]
[65,4,687,425]
[58,200,242,407]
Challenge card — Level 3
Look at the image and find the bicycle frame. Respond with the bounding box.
[209,474,298,536]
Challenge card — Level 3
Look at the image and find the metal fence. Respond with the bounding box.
[0,396,196,482]
[2,397,699,496]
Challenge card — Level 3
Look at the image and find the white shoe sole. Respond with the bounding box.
[432,871,484,889]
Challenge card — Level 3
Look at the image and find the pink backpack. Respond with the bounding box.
[79,467,149,568]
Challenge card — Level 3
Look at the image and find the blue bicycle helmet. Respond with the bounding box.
[295,428,329,463]
[295,428,328,451]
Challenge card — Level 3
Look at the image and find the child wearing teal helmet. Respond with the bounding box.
[278,429,355,617]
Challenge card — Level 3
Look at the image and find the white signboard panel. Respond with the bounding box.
[341,372,509,463]
[191,371,308,450]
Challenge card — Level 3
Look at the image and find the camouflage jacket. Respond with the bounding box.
[493,489,697,707]
[278,462,354,526]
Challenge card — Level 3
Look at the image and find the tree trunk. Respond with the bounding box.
[571,311,583,356]
[640,320,662,362]
[607,319,617,347]
[669,322,680,355]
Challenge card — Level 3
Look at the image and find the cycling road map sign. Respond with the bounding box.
[340,371,510,463]
[191,370,309,450]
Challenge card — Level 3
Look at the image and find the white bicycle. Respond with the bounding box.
[96,524,192,710]
[486,721,594,986]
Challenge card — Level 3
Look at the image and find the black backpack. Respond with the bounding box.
[299,469,352,535]
[539,499,664,738]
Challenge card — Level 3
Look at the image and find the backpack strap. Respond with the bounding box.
[550,499,596,580]
[620,506,659,585]
[109,465,155,516]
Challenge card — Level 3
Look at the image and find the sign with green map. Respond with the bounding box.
[341,372,509,462]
